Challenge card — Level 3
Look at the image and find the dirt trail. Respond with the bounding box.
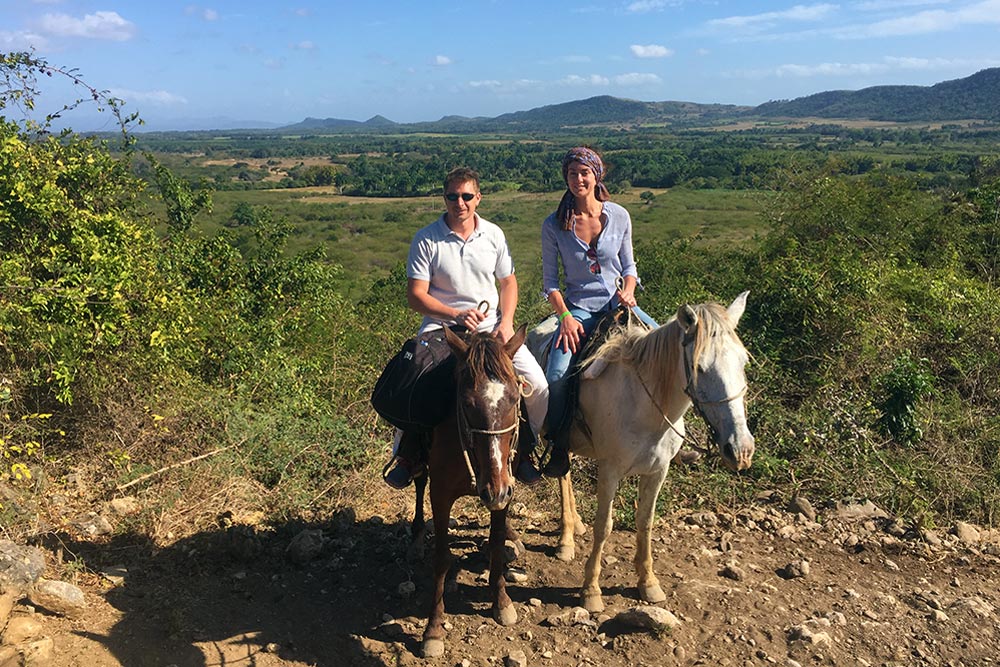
[21,491,999,667]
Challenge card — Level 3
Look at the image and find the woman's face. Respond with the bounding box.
[565,162,596,197]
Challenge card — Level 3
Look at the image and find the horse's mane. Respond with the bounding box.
[460,333,517,390]
[584,302,744,400]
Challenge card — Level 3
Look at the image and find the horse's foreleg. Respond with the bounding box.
[407,473,428,562]
[504,516,524,562]
[490,507,518,626]
[569,473,586,536]
[581,468,618,612]
[556,473,577,561]
[421,490,456,658]
[634,470,668,604]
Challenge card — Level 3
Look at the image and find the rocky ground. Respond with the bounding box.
[3,485,1000,667]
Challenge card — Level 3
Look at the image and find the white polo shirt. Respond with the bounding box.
[407,214,514,334]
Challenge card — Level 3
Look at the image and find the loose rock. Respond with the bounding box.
[28,579,86,618]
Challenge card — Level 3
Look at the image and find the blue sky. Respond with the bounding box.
[3,0,1000,131]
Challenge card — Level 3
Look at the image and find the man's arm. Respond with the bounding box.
[495,274,517,342]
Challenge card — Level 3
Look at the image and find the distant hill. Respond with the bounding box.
[754,68,1000,121]
[269,67,1000,134]
[282,95,749,134]
[476,95,747,130]
[281,114,401,132]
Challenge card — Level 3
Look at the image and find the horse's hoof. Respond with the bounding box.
[574,520,587,537]
[581,593,605,613]
[556,545,575,562]
[495,603,518,626]
[421,638,445,658]
[640,583,666,604]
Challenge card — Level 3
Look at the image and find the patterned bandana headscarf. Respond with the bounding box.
[556,146,611,230]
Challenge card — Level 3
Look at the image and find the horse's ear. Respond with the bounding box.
[504,323,527,358]
[443,326,467,355]
[677,303,698,334]
[727,291,749,326]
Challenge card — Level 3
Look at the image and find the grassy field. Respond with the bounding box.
[199,186,768,301]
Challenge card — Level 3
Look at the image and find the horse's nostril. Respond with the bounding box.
[724,441,736,461]
[479,489,492,505]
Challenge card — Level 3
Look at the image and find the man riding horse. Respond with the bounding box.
[382,166,547,488]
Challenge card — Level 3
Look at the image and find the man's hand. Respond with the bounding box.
[457,306,486,332]
[493,320,514,343]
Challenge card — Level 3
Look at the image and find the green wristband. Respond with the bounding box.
[558,311,572,322]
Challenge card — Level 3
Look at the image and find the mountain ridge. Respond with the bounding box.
[148,68,1000,134]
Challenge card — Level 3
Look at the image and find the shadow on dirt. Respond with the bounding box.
[37,506,569,666]
[37,509,436,665]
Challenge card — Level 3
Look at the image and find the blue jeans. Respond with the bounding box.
[545,303,658,435]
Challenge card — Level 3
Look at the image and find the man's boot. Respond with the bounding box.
[383,429,427,489]
[541,431,570,478]
[514,416,542,486]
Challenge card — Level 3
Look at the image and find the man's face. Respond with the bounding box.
[444,178,481,225]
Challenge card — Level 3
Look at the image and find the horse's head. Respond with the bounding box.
[443,325,527,510]
[677,291,755,471]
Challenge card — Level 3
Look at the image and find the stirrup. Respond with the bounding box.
[382,456,424,490]
[541,445,570,478]
[515,456,543,486]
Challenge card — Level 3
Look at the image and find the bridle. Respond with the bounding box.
[635,325,748,455]
[453,299,526,488]
[455,385,522,489]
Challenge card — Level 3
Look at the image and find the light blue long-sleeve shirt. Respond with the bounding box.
[541,201,640,312]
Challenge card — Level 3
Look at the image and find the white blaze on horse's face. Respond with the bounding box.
[483,380,507,471]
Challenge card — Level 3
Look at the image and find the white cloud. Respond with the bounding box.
[110,89,188,106]
[294,8,310,17]
[854,0,947,10]
[630,44,673,58]
[884,55,1000,69]
[615,72,662,85]
[471,78,544,94]
[561,74,611,86]
[762,55,1000,79]
[184,6,219,22]
[293,40,316,50]
[840,0,1000,38]
[434,55,452,66]
[40,11,136,41]
[708,3,839,31]
[0,30,48,50]
[775,62,889,77]
[626,0,679,13]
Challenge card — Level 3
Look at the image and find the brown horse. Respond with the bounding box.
[409,324,528,658]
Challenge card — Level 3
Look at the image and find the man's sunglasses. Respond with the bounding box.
[445,192,476,202]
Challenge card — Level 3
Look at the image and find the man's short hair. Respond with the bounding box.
[444,167,480,192]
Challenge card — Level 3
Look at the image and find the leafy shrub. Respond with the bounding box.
[875,353,934,446]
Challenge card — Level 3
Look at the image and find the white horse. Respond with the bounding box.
[551,292,755,612]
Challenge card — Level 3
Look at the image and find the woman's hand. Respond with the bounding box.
[616,277,637,308]
[616,287,637,308]
[556,314,585,354]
